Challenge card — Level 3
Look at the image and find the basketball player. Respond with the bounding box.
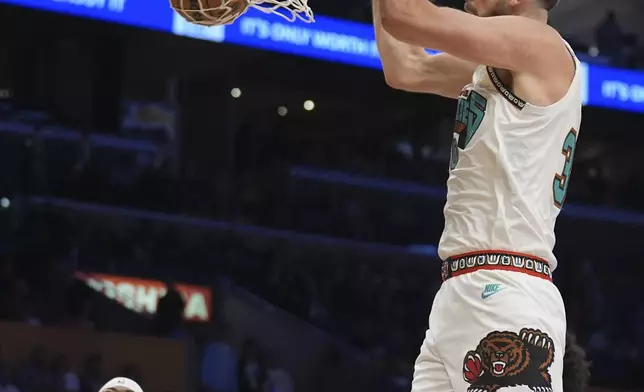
[372,0,590,391]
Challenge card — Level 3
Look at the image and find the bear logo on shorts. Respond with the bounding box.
[462,328,555,392]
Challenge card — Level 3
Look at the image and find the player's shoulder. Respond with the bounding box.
[496,16,569,55]
[501,18,577,105]
[488,15,574,72]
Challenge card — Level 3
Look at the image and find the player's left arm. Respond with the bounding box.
[379,0,568,75]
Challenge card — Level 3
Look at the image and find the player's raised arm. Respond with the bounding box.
[379,0,569,77]
[373,0,476,99]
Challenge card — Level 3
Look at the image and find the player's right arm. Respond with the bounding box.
[373,0,476,99]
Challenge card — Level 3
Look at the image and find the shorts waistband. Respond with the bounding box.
[441,250,553,282]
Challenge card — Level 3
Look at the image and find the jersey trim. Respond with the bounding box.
[564,42,578,72]
[486,66,527,110]
[441,250,553,282]
[446,249,550,263]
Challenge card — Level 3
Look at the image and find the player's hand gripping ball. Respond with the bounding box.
[170,0,249,26]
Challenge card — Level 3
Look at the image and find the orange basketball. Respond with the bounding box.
[170,0,249,26]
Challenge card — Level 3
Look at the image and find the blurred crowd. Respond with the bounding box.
[1,101,642,249]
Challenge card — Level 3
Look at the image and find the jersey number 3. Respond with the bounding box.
[553,128,578,209]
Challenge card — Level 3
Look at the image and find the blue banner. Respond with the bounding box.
[3,0,644,114]
[2,0,172,31]
[585,65,644,113]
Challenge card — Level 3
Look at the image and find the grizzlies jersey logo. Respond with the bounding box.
[450,89,488,170]
[463,328,555,392]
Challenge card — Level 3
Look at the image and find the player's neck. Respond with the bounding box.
[516,7,548,23]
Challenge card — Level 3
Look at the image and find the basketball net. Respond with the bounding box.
[170,0,314,26]
[248,0,315,23]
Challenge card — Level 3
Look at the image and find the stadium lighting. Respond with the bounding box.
[230,88,242,98]
[277,106,288,116]
[303,100,315,111]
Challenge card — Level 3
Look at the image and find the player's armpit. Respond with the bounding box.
[385,53,477,99]
[380,0,568,76]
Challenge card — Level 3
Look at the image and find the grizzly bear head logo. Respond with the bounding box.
[463,328,555,392]
[478,331,530,377]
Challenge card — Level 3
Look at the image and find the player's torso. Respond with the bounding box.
[438,60,582,270]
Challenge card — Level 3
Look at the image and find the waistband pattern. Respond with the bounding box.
[441,251,552,282]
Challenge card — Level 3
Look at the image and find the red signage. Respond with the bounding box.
[76,272,212,322]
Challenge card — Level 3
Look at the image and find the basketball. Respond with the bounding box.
[170,0,250,26]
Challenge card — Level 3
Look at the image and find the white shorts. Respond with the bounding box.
[412,251,566,392]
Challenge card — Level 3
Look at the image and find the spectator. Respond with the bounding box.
[151,285,186,339]
[264,354,293,392]
[201,323,238,392]
[238,339,268,392]
[595,10,624,60]
[50,354,79,392]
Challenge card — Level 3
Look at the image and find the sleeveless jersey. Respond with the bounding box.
[437,43,582,271]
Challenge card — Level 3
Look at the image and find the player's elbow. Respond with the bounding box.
[383,73,419,92]
[381,56,432,93]
[382,71,408,90]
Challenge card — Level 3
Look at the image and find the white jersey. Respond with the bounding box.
[437,43,582,271]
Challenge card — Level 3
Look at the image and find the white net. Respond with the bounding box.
[248,0,315,23]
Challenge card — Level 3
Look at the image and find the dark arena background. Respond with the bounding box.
[0,0,642,391]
